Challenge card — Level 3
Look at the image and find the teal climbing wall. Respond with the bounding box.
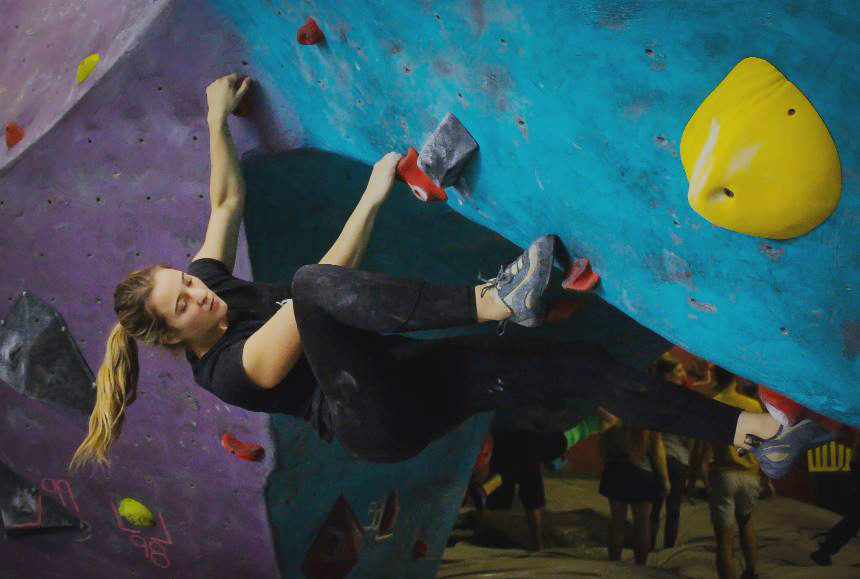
[211,0,860,427]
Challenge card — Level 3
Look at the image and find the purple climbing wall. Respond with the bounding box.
[0,1,295,575]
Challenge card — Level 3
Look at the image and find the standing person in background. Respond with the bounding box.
[651,430,690,550]
[810,429,860,566]
[599,409,670,565]
[689,367,764,579]
[649,356,694,551]
[475,414,603,551]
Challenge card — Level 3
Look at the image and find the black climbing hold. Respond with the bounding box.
[0,292,96,414]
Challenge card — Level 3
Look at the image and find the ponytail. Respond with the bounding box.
[69,323,139,472]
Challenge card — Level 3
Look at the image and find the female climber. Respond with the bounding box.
[69,74,831,477]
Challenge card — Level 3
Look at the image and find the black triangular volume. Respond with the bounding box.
[0,291,96,414]
[0,460,86,540]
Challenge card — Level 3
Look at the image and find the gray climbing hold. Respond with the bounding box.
[417,113,478,188]
[0,292,95,414]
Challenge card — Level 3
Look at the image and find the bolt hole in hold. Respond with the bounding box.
[787,108,795,115]
[645,48,653,55]
[723,187,734,198]
[780,327,789,335]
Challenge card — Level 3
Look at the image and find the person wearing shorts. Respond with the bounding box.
[483,430,561,550]
[692,367,764,579]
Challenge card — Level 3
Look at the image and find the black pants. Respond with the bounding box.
[650,456,688,549]
[291,264,742,463]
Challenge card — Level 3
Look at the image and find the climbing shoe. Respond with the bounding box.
[747,419,836,480]
[480,234,555,333]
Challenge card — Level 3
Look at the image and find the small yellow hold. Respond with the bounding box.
[680,57,841,239]
[118,498,155,527]
[76,54,100,84]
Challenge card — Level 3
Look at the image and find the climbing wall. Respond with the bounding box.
[0,1,283,576]
[3,0,857,578]
[0,1,670,577]
[208,0,860,426]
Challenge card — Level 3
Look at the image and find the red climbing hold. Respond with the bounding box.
[413,538,429,558]
[303,495,363,579]
[297,17,325,45]
[5,122,24,149]
[562,258,600,292]
[220,434,264,461]
[473,433,494,472]
[377,490,400,540]
[395,147,448,202]
[232,76,252,118]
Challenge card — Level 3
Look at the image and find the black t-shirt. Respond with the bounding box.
[185,259,331,441]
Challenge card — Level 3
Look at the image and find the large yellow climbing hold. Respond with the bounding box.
[118,497,155,527]
[76,54,100,84]
[680,57,841,239]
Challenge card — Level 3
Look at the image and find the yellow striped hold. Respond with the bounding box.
[807,441,853,473]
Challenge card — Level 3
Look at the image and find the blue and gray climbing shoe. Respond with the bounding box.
[480,234,555,333]
[747,419,836,480]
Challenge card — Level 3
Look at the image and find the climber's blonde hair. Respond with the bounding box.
[69,265,177,471]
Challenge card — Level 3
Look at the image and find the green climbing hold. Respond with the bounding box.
[76,54,100,84]
[118,497,155,527]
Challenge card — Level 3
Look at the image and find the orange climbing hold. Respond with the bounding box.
[5,122,24,149]
[297,17,324,45]
[562,258,600,292]
[220,434,264,461]
[395,147,448,202]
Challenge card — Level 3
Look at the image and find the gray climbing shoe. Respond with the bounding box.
[481,234,555,332]
[747,419,836,480]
